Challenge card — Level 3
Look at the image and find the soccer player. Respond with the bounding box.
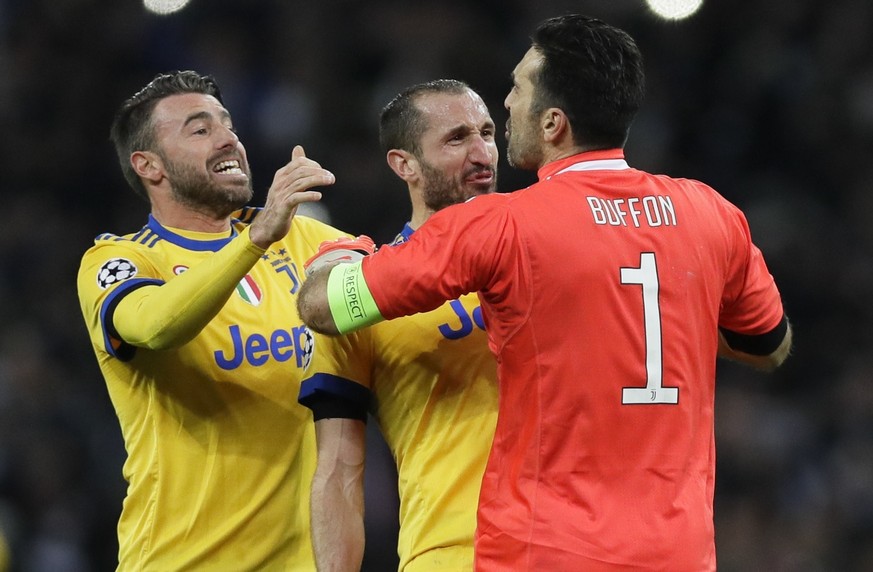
[77,70,348,570]
[298,14,793,571]
[298,80,499,571]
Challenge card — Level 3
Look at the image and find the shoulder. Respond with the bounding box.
[428,192,514,227]
[82,225,157,262]
[78,223,167,289]
[90,225,154,246]
[290,214,349,236]
[282,215,353,256]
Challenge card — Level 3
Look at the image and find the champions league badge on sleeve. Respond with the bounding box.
[97,258,138,289]
[301,327,315,371]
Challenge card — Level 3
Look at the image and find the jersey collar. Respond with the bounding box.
[146,214,239,252]
[538,149,629,181]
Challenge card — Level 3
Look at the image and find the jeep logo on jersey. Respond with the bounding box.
[96,258,137,289]
[439,299,486,339]
[214,324,311,370]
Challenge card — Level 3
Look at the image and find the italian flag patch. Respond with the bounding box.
[236,275,263,306]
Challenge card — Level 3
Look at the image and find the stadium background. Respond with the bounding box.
[1,0,872,570]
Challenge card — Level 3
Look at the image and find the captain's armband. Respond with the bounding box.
[326,261,383,333]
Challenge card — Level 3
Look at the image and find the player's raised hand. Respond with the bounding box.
[250,145,335,249]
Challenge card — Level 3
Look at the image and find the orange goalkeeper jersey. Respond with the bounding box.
[360,149,786,571]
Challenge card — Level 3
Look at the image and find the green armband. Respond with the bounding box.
[326,261,384,333]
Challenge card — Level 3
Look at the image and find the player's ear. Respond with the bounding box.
[541,108,569,144]
[131,150,164,184]
[386,149,419,183]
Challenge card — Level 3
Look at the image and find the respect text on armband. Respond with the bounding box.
[343,267,367,321]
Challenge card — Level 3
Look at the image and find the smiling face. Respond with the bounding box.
[149,92,253,216]
[413,89,499,211]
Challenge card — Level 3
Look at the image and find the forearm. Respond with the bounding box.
[311,419,366,572]
[298,261,384,335]
[311,471,365,572]
[113,226,266,349]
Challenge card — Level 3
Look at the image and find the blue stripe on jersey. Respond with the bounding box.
[146,232,162,248]
[100,277,164,359]
[146,215,238,252]
[130,227,151,244]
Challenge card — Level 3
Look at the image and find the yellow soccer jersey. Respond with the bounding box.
[77,209,348,571]
[299,225,499,572]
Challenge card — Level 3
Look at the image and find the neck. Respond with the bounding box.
[408,208,436,231]
[408,185,436,230]
[150,202,232,233]
[540,143,590,168]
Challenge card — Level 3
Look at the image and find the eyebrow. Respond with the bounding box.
[182,109,231,128]
[445,125,472,139]
[444,120,495,140]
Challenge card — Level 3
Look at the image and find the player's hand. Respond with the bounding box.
[250,145,335,249]
[304,235,376,276]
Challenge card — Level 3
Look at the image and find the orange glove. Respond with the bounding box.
[303,235,376,276]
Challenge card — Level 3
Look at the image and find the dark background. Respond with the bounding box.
[1,0,872,570]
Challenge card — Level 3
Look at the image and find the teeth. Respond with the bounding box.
[215,160,242,174]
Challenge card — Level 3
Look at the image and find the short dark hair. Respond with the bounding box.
[109,70,223,198]
[531,14,645,149]
[379,79,471,155]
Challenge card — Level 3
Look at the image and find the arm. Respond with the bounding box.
[298,261,384,336]
[298,197,508,335]
[311,417,367,572]
[112,226,265,350]
[718,316,793,372]
[298,264,342,335]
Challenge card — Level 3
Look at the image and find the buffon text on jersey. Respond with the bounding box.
[587,195,677,227]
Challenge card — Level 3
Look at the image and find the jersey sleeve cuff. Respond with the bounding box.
[101,278,164,360]
[719,314,788,356]
[298,373,372,421]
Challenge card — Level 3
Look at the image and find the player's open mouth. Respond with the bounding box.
[213,160,244,175]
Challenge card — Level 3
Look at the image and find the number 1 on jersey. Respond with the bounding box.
[620,252,679,405]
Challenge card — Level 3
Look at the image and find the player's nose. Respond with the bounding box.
[468,135,494,165]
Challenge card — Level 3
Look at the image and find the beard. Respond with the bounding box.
[161,153,254,218]
[419,159,497,213]
[506,115,543,170]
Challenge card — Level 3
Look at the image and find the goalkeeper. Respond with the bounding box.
[298,14,792,572]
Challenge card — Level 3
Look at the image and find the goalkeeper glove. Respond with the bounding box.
[304,235,376,276]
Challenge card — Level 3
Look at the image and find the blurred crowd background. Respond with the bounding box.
[0,0,871,570]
